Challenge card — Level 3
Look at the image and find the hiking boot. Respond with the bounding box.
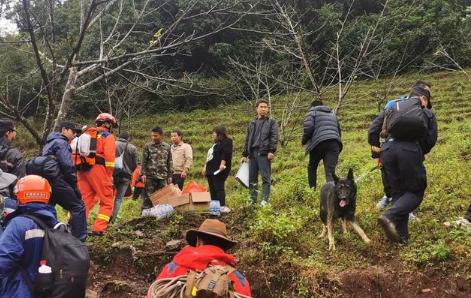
[88,231,105,237]
[409,212,419,222]
[220,206,231,213]
[376,196,390,210]
[377,215,400,242]
[261,200,268,207]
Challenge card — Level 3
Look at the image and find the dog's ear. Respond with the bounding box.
[347,168,354,180]
[333,172,340,183]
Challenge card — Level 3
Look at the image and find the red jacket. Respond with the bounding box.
[152,245,251,297]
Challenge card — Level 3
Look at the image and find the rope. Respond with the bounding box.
[147,276,253,298]
[354,166,378,183]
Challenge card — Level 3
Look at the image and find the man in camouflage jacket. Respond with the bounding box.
[140,126,173,209]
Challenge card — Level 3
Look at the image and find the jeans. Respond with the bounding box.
[249,150,272,203]
[111,180,131,223]
[207,173,228,206]
[307,140,340,189]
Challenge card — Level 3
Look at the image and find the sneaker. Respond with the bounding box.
[377,215,400,242]
[220,206,231,213]
[409,212,419,222]
[261,200,268,207]
[376,196,390,210]
[444,217,471,227]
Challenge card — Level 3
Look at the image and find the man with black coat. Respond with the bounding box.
[241,99,278,205]
[111,131,138,223]
[302,100,342,189]
[0,119,25,178]
[371,86,437,244]
[26,122,87,242]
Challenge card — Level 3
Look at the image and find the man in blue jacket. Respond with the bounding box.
[26,122,87,242]
[0,175,58,298]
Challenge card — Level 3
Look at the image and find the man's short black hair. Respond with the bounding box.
[119,131,130,140]
[415,80,432,89]
[152,126,163,135]
[255,98,269,107]
[0,119,15,136]
[311,99,323,107]
[171,130,183,137]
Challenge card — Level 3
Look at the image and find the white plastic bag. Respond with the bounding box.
[235,162,249,188]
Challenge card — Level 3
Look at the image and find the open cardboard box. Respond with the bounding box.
[149,184,182,206]
[150,186,211,213]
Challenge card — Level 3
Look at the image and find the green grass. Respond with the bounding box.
[15,69,471,296]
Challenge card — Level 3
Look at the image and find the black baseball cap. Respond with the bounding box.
[60,122,80,132]
[0,119,15,131]
[411,86,432,109]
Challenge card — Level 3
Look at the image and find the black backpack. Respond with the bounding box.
[20,215,89,298]
[386,97,428,141]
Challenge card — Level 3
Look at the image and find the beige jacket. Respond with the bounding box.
[171,142,193,174]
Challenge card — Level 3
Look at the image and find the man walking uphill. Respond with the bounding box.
[112,131,138,223]
[302,100,342,189]
[241,99,278,206]
[140,126,173,210]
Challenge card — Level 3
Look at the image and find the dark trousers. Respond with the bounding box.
[207,174,228,206]
[380,140,427,241]
[381,166,392,198]
[249,151,271,203]
[172,174,185,190]
[142,178,167,210]
[307,140,340,189]
[49,180,87,242]
[464,201,471,221]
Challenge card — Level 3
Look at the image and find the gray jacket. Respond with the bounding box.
[302,106,342,156]
[242,117,278,157]
[114,138,138,182]
[0,138,25,178]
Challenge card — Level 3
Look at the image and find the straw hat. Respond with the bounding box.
[186,219,237,250]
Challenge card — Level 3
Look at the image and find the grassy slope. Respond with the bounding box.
[17,70,471,296]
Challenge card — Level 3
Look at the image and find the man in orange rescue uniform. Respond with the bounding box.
[77,113,117,236]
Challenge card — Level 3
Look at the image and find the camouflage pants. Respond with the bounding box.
[142,178,167,210]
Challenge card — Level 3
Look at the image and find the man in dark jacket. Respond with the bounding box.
[111,131,138,223]
[302,100,342,189]
[372,86,437,244]
[27,122,87,242]
[241,99,278,205]
[0,175,58,298]
[0,119,25,178]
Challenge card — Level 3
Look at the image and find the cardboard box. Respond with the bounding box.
[150,184,182,206]
[187,192,211,214]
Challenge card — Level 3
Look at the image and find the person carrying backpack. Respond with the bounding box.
[0,175,58,298]
[26,122,87,242]
[0,119,25,178]
[76,113,117,236]
[147,219,252,298]
[372,86,437,244]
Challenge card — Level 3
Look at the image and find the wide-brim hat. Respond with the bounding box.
[0,169,17,189]
[186,219,238,251]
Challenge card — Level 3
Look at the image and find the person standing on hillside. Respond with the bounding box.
[140,126,173,210]
[203,125,233,213]
[77,113,117,236]
[241,99,278,206]
[111,131,138,223]
[170,130,193,190]
[370,80,432,222]
[0,119,25,178]
[302,99,342,189]
[372,86,437,244]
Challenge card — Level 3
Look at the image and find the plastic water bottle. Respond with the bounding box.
[153,205,163,218]
[210,200,221,216]
[36,260,54,293]
[165,204,174,216]
[38,260,52,274]
[142,209,151,217]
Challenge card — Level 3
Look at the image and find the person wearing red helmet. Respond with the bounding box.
[77,113,116,235]
[0,175,58,298]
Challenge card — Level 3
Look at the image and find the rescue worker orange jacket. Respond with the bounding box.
[96,127,116,177]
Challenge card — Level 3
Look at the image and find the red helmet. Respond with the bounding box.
[14,175,51,205]
[95,113,118,128]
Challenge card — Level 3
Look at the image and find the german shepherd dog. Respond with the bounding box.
[318,169,371,250]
